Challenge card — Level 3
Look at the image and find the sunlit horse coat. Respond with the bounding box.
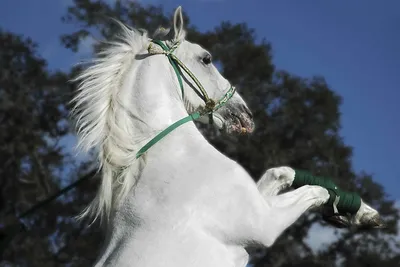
[71,7,383,267]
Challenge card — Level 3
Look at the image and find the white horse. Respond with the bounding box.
[71,7,384,267]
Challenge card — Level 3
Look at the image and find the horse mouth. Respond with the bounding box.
[224,112,255,135]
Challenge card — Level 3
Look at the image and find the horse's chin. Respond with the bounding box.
[224,122,254,135]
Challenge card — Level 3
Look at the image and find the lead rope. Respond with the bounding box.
[135,40,236,159]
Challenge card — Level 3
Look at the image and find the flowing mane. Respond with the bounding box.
[71,16,187,224]
[70,22,154,224]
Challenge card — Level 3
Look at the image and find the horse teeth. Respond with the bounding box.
[241,127,247,133]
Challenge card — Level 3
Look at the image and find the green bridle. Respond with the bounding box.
[135,40,236,159]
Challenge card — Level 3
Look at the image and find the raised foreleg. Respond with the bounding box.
[256,166,296,197]
[250,183,330,247]
[256,166,385,229]
[239,166,383,249]
[265,185,329,244]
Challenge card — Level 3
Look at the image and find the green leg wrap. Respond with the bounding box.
[293,170,361,215]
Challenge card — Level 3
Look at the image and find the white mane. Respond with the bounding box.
[70,19,186,224]
[72,22,149,155]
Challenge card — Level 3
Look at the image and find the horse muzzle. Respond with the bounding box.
[219,103,255,135]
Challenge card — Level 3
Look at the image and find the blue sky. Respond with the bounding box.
[1,0,399,200]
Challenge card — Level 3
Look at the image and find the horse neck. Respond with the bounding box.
[122,55,207,158]
[108,54,213,217]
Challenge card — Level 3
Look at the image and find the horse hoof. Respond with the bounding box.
[321,205,351,228]
[322,214,350,228]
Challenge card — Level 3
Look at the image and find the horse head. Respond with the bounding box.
[156,7,254,135]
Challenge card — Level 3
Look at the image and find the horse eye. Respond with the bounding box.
[202,54,212,65]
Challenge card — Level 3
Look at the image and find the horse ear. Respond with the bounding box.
[173,6,184,41]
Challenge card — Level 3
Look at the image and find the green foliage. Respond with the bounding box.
[0,0,398,266]
[0,29,71,265]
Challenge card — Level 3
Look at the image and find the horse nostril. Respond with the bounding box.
[241,104,253,119]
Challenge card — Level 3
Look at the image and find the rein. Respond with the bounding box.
[135,40,236,158]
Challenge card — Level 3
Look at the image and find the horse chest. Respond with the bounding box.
[180,165,264,241]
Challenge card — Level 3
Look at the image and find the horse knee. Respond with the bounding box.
[259,166,295,186]
[257,166,295,197]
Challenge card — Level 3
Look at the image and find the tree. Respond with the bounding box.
[0,28,73,265]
